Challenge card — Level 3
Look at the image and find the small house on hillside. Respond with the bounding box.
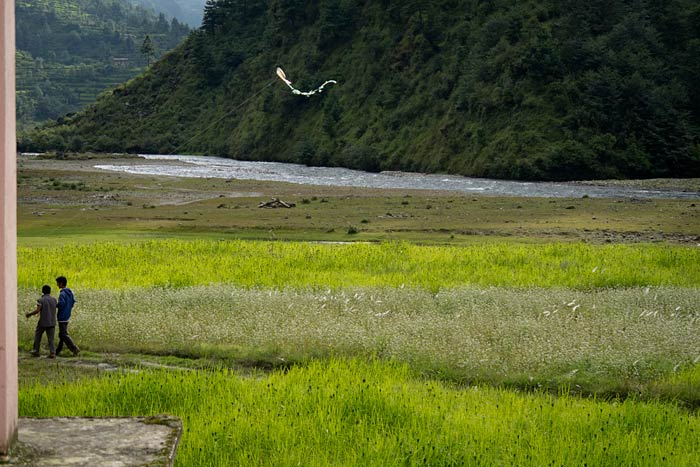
[112,57,129,68]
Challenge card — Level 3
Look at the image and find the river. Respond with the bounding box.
[94,154,700,199]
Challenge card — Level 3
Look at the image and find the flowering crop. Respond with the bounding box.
[17,239,700,290]
[17,285,700,394]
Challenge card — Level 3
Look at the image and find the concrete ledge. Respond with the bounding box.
[4,416,181,466]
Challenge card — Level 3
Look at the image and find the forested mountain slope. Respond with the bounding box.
[21,0,700,181]
[16,0,190,128]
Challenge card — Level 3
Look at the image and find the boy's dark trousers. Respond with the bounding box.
[56,321,79,354]
[32,325,55,355]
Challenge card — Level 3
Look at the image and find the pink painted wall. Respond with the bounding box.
[0,0,18,456]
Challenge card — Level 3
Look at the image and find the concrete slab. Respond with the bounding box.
[3,416,181,466]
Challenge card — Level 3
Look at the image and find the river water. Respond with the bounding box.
[94,154,700,199]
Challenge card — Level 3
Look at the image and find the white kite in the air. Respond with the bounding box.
[276,67,337,97]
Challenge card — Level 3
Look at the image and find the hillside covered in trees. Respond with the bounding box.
[21,0,700,181]
[16,0,190,128]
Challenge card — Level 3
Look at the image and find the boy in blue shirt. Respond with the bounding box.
[55,275,80,356]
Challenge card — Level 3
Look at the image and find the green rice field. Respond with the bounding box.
[16,158,700,466]
[19,359,700,466]
[17,240,700,290]
[17,240,700,465]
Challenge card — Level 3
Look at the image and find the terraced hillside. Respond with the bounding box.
[16,0,191,129]
[129,0,207,27]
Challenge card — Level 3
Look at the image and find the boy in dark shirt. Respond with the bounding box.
[26,284,57,358]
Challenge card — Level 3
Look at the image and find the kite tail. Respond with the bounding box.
[276,67,338,97]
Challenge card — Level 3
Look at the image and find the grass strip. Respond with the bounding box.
[18,239,700,290]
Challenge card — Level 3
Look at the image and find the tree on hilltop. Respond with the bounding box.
[141,34,155,66]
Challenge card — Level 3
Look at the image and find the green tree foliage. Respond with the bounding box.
[141,35,156,65]
[21,0,700,181]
